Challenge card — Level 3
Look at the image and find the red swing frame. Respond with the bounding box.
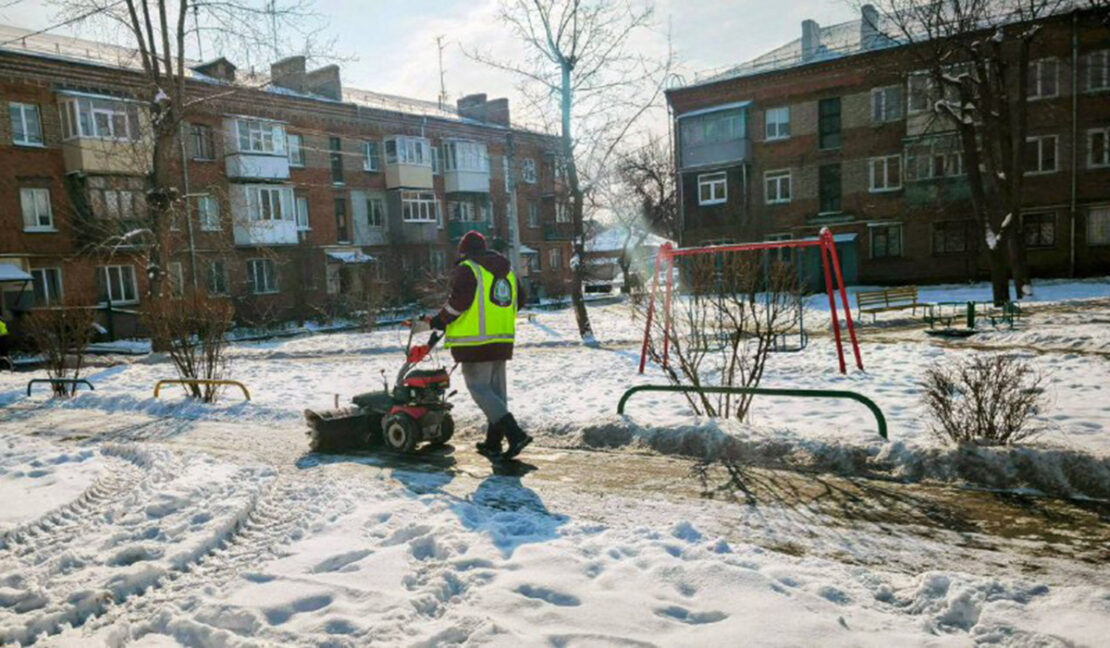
[638,227,864,375]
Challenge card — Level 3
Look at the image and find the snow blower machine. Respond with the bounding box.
[304,319,455,453]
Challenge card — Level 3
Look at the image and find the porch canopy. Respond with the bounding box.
[0,263,32,283]
[326,250,375,264]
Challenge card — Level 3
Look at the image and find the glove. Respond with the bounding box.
[428,313,447,331]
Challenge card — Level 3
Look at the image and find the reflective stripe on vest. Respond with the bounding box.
[444,260,516,348]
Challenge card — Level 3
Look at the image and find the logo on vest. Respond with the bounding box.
[491,277,513,307]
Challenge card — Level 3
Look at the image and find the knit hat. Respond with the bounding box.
[458,230,487,256]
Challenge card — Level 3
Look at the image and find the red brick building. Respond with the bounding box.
[665,5,1110,287]
[0,26,572,337]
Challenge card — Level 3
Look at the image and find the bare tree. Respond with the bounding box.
[143,289,234,402]
[865,0,1074,304]
[610,136,678,292]
[470,0,671,341]
[24,301,96,398]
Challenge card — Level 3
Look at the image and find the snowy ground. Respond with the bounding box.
[1,279,1108,646]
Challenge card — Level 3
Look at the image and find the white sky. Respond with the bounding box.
[1,0,858,131]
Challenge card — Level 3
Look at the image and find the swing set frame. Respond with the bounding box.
[638,227,864,375]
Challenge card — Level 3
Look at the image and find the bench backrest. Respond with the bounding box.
[856,285,918,309]
[856,290,889,308]
[885,286,918,304]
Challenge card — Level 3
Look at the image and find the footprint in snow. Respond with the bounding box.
[654,605,727,625]
[515,584,581,607]
[310,549,372,573]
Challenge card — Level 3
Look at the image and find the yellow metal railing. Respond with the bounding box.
[153,379,251,401]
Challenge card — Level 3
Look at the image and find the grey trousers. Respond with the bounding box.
[461,361,509,425]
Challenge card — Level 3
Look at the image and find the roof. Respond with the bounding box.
[586,226,672,254]
[0,263,32,283]
[326,250,375,264]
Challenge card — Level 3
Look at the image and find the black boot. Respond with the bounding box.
[500,413,532,460]
[476,419,505,459]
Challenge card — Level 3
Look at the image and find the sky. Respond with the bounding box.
[0,0,859,130]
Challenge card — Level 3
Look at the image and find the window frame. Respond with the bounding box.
[367,197,385,228]
[20,187,55,232]
[206,259,229,296]
[527,201,540,228]
[869,154,903,193]
[97,264,139,304]
[818,163,842,214]
[1088,205,1110,246]
[817,97,842,150]
[868,222,904,259]
[384,136,432,167]
[287,133,306,167]
[697,171,728,206]
[1025,135,1059,175]
[400,190,439,224]
[764,106,790,141]
[235,118,286,155]
[59,96,142,141]
[522,158,537,183]
[246,185,293,222]
[555,202,571,224]
[932,220,974,256]
[10,102,44,147]
[1022,212,1056,249]
[1028,58,1059,100]
[763,169,791,204]
[871,86,904,123]
[189,123,216,161]
[295,195,310,231]
[30,267,63,306]
[363,140,380,172]
[1087,127,1110,169]
[1087,50,1110,92]
[166,261,185,297]
[196,194,221,231]
[246,258,278,295]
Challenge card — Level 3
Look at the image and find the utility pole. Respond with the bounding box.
[435,35,448,109]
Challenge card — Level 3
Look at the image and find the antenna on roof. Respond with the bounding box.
[436,35,448,109]
[193,4,203,60]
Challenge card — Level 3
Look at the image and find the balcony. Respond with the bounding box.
[233,218,299,246]
[544,222,574,241]
[448,219,492,241]
[226,153,290,181]
[224,117,290,181]
[62,139,152,175]
[386,163,434,189]
[445,169,490,193]
[443,140,491,193]
[678,137,750,170]
[384,136,434,189]
[394,222,440,245]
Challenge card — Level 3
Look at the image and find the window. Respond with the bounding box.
[818,98,841,150]
[869,155,903,192]
[89,188,141,221]
[400,191,438,223]
[871,86,904,123]
[97,265,138,304]
[196,195,220,231]
[236,118,286,155]
[555,202,571,223]
[246,258,278,294]
[189,123,216,160]
[363,141,379,171]
[206,260,228,295]
[764,169,791,204]
[59,96,141,141]
[697,172,727,205]
[384,136,431,166]
[10,102,43,146]
[288,133,305,167]
[329,137,344,184]
[335,197,349,242]
[527,253,541,274]
[30,268,62,306]
[906,138,964,181]
[1024,135,1058,174]
[522,158,537,183]
[1023,212,1056,248]
[932,220,973,255]
[1087,50,1109,92]
[295,196,310,231]
[528,201,539,228]
[430,249,446,274]
[1028,59,1059,100]
[367,198,385,227]
[1089,205,1110,245]
[907,73,934,114]
[20,188,54,231]
[869,223,903,259]
[679,107,747,168]
[443,140,490,172]
[448,200,488,222]
[247,186,292,221]
[765,107,790,141]
[1088,128,1110,168]
[818,164,841,214]
[766,233,793,262]
[549,247,564,270]
[167,262,185,297]
[431,145,441,174]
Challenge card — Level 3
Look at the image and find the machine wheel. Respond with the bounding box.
[382,413,419,453]
[427,413,455,447]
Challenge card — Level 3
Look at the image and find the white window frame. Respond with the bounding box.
[448,200,488,223]
[89,188,140,221]
[1028,58,1059,100]
[30,267,63,306]
[527,201,539,228]
[871,86,904,123]
[20,187,54,231]
[763,169,791,204]
[907,73,932,114]
[1025,135,1059,175]
[367,198,385,227]
[400,190,439,223]
[246,185,294,221]
[236,118,286,155]
[764,106,790,141]
[549,247,564,270]
[287,133,305,167]
[363,140,380,171]
[697,172,727,206]
[555,202,571,223]
[59,96,141,141]
[167,262,185,297]
[869,155,903,192]
[1087,127,1110,169]
[10,102,43,146]
[206,260,229,296]
[295,195,310,231]
[868,222,904,259]
[431,145,441,174]
[246,258,278,294]
[522,158,537,183]
[1088,205,1110,246]
[384,136,431,166]
[196,194,221,231]
[443,140,490,173]
[1087,50,1110,92]
[98,265,139,304]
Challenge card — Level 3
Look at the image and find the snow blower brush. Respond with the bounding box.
[304,319,455,453]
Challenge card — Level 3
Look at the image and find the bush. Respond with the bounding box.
[24,305,96,398]
[922,354,1047,446]
[144,292,234,402]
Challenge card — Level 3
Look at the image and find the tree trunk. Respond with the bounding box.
[988,246,1011,306]
[1007,228,1030,300]
[560,62,594,341]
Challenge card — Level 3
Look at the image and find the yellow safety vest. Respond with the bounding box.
[445,260,516,348]
[0,319,7,336]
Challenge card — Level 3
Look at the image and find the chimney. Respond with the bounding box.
[306,65,342,101]
[271,55,306,93]
[483,98,511,127]
[801,19,822,62]
[456,94,510,126]
[192,57,237,82]
[860,4,880,51]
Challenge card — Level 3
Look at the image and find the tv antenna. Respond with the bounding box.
[436,35,448,109]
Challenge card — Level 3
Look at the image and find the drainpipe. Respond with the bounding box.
[1069,10,1078,277]
[178,120,199,290]
[668,100,683,246]
[505,132,523,274]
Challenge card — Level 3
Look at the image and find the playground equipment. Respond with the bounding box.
[26,378,95,396]
[616,385,888,440]
[153,379,251,401]
[639,228,863,375]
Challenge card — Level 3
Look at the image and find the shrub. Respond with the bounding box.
[24,305,96,398]
[922,354,1047,446]
[144,292,234,402]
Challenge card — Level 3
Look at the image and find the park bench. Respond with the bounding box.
[856,286,921,322]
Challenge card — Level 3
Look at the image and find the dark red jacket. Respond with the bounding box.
[431,250,524,363]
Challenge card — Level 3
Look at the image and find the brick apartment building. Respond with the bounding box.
[0,25,573,338]
[665,5,1110,287]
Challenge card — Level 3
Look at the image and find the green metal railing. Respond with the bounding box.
[616,385,888,440]
[27,378,95,396]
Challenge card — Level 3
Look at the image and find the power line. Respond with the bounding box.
[0,0,126,48]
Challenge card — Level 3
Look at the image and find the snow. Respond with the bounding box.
[1,279,1108,645]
